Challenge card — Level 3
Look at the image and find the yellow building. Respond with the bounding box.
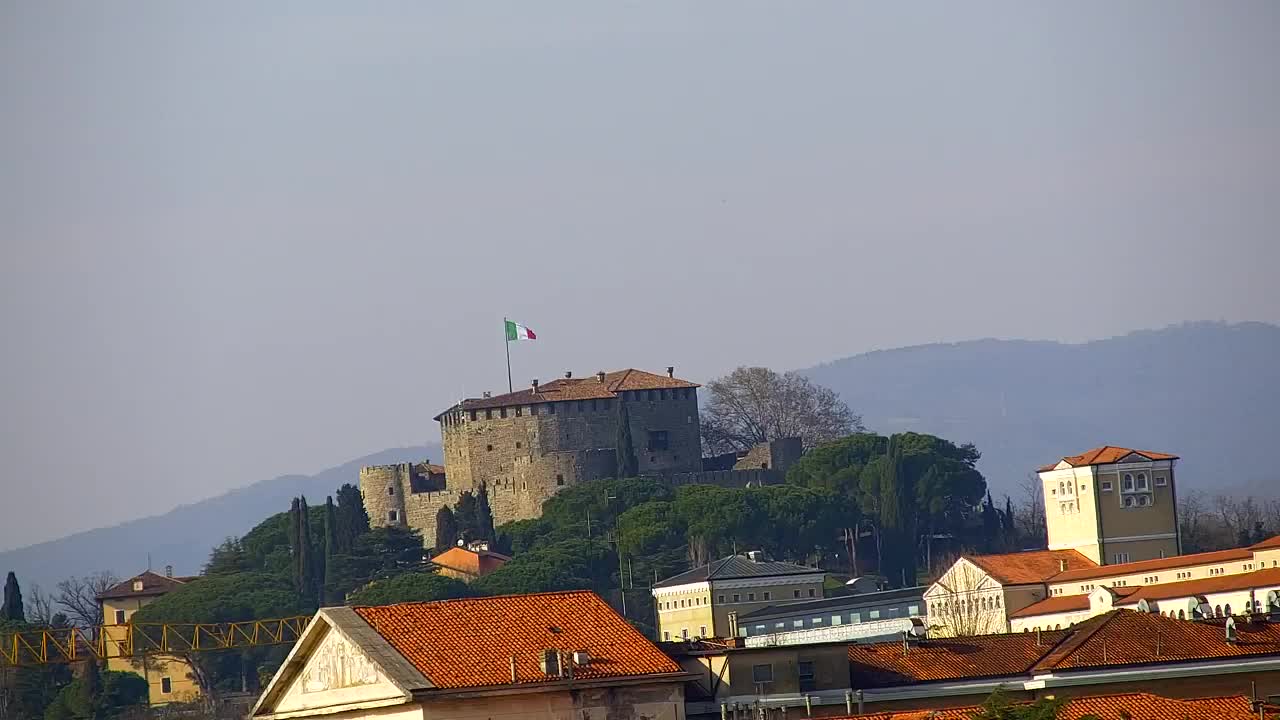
[1038,445,1180,565]
[98,570,202,706]
[651,553,826,641]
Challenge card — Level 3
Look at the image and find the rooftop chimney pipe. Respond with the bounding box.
[597,371,606,383]
[532,379,539,391]
[564,371,572,379]
[667,366,674,378]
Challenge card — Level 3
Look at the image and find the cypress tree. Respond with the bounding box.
[455,491,479,542]
[616,400,639,478]
[1,571,24,621]
[323,496,338,605]
[981,491,999,552]
[334,483,370,554]
[475,484,495,542]
[289,497,303,594]
[298,496,317,604]
[434,506,459,551]
[878,435,902,585]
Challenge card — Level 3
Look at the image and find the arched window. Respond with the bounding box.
[1178,610,1186,620]
[1215,605,1223,618]
[1055,624,1061,630]
[1225,604,1233,616]
[1123,474,1134,491]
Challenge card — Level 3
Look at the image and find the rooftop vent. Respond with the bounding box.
[532,379,539,391]
[667,366,674,377]
[745,550,764,562]
[482,391,492,398]
[164,565,173,578]
[597,371,606,383]
[1226,616,1239,643]
[564,371,573,379]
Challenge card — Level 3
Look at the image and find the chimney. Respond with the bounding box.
[564,371,573,379]
[597,371,606,383]
[482,391,492,398]
[667,366,675,378]
[164,565,173,578]
[532,378,539,391]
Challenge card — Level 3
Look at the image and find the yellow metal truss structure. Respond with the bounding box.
[0,616,311,668]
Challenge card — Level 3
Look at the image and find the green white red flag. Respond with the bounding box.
[505,320,536,341]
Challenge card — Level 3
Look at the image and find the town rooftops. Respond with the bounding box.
[653,555,824,589]
[963,548,1095,585]
[96,570,195,601]
[1051,546,1254,583]
[435,368,698,418]
[837,693,1260,720]
[738,587,925,621]
[850,609,1280,689]
[352,590,683,690]
[1037,445,1179,472]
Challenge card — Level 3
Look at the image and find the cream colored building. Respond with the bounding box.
[651,554,826,641]
[98,570,202,705]
[924,549,1091,637]
[1038,446,1180,565]
[251,591,688,720]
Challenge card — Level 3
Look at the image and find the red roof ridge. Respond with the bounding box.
[1029,610,1120,672]
[1051,546,1254,582]
[1039,445,1179,472]
[352,587,595,610]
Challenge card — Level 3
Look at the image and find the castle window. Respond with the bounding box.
[470,411,477,421]
[547,403,555,415]
[387,510,399,523]
[500,407,507,418]
[733,594,740,602]
[515,406,522,417]
[529,405,538,416]
[485,410,493,420]
[556,474,565,486]
[486,444,493,451]
[591,400,597,411]
[515,442,522,449]
[763,592,770,600]
[648,430,669,451]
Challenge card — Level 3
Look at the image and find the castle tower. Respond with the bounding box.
[1037,446,1181,565]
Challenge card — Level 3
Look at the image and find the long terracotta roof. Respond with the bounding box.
[435,368,698,417]
[836,693,1259,720]
[352,591,682,690]
[1051,547,1254,583]
[848,630,1070,685]
[1007,593,1091,619]
[1252,534,1280,551]
[964,549,1095,585]
[1114,566,1280,606]
[1037,445,1179,472]
[96,571,194,601]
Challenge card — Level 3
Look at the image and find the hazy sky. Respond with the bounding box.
[2,2,1277,552]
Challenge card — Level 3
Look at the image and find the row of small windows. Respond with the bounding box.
[1099,474,1167,493]
[662,626,709,641]
[741,605,922,636]
[449,388,697,424]
[929,596,1001,615]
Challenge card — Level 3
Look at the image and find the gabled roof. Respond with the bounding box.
[436,369,698,417]
[1114,566,1280,606]
[653,555,824,589]
[353,591,682,689]
[1037,445,1178,472]
[96,571,194,601]
[848,630,1069,685]
[964,549,1095,585]
[1051,547,1253,583]
[430,546,511,578]
[836,693,1259,720]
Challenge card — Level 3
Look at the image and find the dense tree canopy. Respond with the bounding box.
[347,573,473,606]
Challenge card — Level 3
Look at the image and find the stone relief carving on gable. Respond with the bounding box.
[299,633,381,694]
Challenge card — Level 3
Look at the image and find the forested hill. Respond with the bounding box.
[0,445,437,594]
[802,321,1280,499]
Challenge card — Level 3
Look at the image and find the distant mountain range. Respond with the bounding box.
[802,321,1280,501]
[4,321,1277,595]
[0,445,438,595]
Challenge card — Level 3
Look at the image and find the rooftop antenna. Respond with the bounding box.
[147,553,152,571]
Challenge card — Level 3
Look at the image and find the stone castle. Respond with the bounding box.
[362,367,713,542]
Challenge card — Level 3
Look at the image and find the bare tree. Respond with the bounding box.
[700,366,863,455]
[926,557,1006,637]
[24,585,56,627]
[1016,473,1046,550]
[56,572,118,629]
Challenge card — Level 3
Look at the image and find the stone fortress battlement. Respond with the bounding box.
[360,367,800,544]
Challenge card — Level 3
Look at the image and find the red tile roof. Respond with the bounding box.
[1037,446,1178,472]
[964,549,1095,585]
[1051,547,1254,583]
[1252,534,1280,551]
[836,693,1259,720]
[436,369,698,417]
[430,546,511,578]
[848,630,1070,685]
[96,571,193,601]
[1114,566,1280,606]
[1008,593,1091,619]
[353,591,682,690]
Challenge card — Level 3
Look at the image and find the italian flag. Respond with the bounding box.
[505,320,537,341]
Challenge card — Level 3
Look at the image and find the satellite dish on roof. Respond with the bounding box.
[1268,590,1280,613]
[1226,616,1239,643]
[1137,598,1153,613]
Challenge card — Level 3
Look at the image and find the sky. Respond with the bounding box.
[1,2,1277,552]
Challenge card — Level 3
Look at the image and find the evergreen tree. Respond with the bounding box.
[434,506,459,551]
[289,497,303,592]
[475,484,495,542]
[334,483,370,554]
[205,537,251,575]
[455,491,479,542]
[981,491,999,552]
[298,496,318,604]
[616,401,639,478]
[2,570,24,621]
[878,436,916,587]
[323,496,338,605]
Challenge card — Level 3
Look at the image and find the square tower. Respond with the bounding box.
[1038,446,1180,565]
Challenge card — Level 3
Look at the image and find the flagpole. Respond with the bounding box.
[504,317,513,393]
